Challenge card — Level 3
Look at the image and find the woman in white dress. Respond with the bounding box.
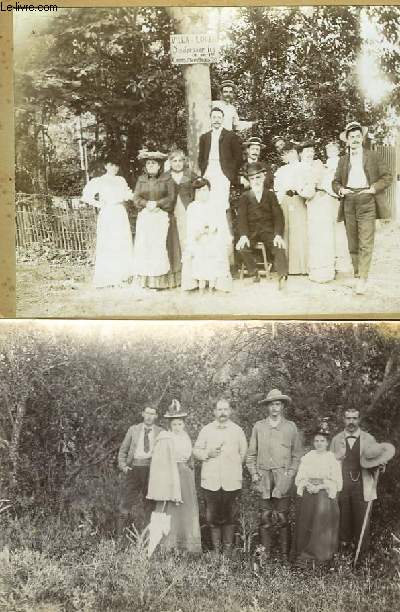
[297,141,336,283]
[295,424,342,564]
[182,177,232,293]
[323,141,352,274]
[274,144,308,275]
[81,158,135,288]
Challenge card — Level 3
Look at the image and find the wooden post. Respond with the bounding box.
[166,7,212,171]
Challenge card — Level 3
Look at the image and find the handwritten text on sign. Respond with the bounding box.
[170,34,220,65]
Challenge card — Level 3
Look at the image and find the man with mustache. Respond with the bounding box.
[332,121,392,295]
[194,398,247,556]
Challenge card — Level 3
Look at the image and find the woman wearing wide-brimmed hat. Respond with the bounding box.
[295,421,342,565]
[132,149,181,289]
[147,400,202,553]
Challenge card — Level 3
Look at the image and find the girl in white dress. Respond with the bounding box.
[182,178,232,293]
[81,159,135,288]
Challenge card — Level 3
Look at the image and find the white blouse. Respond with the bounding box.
[172,431,192,463]
[274,161,301,203]
[82,174,133,207]
[295,450,343,499]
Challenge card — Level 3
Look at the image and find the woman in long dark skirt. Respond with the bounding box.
[295,425,342,563]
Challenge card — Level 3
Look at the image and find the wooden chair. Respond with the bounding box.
[239,242,272,280]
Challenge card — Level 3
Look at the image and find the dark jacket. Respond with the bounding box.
[198,128,242,185]
[163,169,197,209]
[332,148,393,220]
[238,186,285,239]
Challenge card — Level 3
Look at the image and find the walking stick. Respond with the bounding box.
[353,469,379,568]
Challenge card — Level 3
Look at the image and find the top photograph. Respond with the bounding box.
[14,5,400,318]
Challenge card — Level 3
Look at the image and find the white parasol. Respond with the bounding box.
[147,501,171,558]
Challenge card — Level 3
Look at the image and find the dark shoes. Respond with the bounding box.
[252,271,260,283]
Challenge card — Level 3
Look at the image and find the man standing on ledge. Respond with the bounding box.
[332,121,392,295]
[118,405,163,532]
[194,398,247,557]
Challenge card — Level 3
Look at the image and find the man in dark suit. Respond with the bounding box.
[197,107,242,215]
[118,406,163,531]
[236,162,288,288]
[332,121,392,295]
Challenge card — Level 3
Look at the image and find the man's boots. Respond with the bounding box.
[209,525,222,556]
[259,525,273,558]
[279,525,290,562]
[222,524,236,558]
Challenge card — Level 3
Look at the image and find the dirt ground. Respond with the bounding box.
[17,221,400,318]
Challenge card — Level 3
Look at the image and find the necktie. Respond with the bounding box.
[144,427,151,453]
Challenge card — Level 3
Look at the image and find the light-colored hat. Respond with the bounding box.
[360,442,395,469]
[164,399,187,419]
[243,136,266,149]
[138,148,168,161]
[259,388,292,405]
[340,121,369,143]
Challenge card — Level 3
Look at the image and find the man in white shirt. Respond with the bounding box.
[332,121,392,295]
[198,107,242,216]
[117,406,163,531]
[212,80,240,131]
[194,398,248,556]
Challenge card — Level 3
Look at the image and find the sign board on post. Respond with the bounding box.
[170,33,219,65]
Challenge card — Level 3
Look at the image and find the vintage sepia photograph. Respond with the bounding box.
[13,5,400,317]
[0,319,399,611]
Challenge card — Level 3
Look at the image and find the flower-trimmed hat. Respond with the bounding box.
[243,136,266,149]
[339,121,369,143]
[296,139,316,152]
[164,399,187,419]
[360,442,395,469]
[259,388,292,405]
[191,176,211,190]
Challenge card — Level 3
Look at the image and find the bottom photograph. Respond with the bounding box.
[0,319,399,612]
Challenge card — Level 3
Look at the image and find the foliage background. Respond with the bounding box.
[1,320,400,611]
[14,6,400,194]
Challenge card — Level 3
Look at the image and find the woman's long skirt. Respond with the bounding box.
[295,490,339,561]
[155,462,202,553]
[93,203,135,288]
[281,195,308,275]
[133,208,181,289]
[306,191,335,283]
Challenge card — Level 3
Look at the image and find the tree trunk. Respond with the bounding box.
[9,400,26,490]
[166,7,212,171]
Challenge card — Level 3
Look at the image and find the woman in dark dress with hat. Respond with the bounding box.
[295,421,342,564]
[147,400,202,554]
[132,149,181,289]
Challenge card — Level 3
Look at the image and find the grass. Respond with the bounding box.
[0,513,399,612]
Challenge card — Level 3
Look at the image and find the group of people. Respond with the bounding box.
[117,391,395,565]
[82,80,393,297]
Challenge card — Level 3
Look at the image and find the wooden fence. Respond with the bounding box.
[16,193,97,254]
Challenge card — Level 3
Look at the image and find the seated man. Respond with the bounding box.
[236,162,288,288]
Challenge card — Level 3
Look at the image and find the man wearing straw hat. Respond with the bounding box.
[117,406,163,532]
[239,136,274,191]
[246,389,303,561]
[332,120,392,295]
[330,408,395,559]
